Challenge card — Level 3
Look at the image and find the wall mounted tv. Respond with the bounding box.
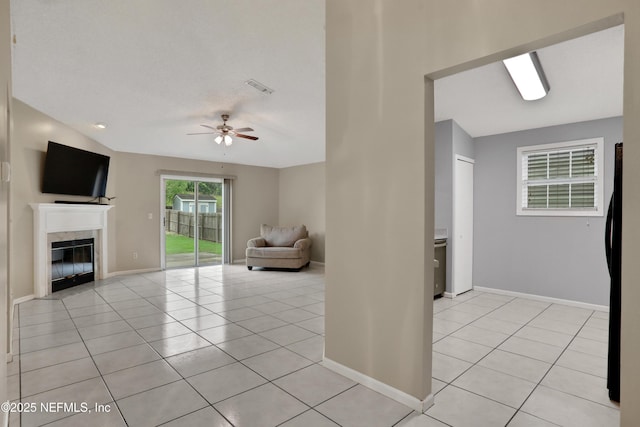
[42,141,110,198]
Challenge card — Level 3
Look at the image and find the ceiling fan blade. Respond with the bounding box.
[233,127,254,133]
[200,124,219,131]
[235,133,259,141]
[187,132,216,135]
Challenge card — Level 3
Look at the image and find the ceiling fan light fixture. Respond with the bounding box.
[503,52,550,101]
[188,114,258,146]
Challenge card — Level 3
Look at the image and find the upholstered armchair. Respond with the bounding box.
[246,224,312,270]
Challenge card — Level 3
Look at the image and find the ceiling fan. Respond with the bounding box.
[188,114,259,146]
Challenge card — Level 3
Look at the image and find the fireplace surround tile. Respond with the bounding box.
[30,204,113,298]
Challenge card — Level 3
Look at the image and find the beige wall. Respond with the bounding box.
[326,0,433,401]
[327,0,640,422]
[278,162,325,263]
[10,100,280,295]
[0,0,10,408]
[114,152,279,271]
[10,99,117,299]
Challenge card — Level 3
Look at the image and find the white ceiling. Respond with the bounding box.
[435,25,624,137]
[10,2,623,169]
[11,0,326,168]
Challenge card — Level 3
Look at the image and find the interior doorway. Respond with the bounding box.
[428,19,623,422]
[434,24,622,302]
[161,176,227,269]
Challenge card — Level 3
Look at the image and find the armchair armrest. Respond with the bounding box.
[293,238,312,250]
[247,237,266,248]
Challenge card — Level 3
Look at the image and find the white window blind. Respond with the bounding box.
[516,138,604,217]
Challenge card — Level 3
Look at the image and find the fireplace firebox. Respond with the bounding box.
[51,238,95,292]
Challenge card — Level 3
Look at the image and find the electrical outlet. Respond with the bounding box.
[133,252,138,260]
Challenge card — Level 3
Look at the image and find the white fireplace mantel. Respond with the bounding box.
[30,203,114,297]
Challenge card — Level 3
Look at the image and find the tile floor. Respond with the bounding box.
[7,264,620,426]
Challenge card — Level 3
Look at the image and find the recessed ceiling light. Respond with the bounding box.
[246,79,274,94]
[503,52,550,101]
[94,122,107,129]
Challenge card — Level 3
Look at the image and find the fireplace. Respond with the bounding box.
[30,203,114,298]
[51,238,95,292]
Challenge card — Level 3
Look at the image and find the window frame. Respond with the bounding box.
[516,137,604,217]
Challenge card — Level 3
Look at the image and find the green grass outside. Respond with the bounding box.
[165,232,222,255]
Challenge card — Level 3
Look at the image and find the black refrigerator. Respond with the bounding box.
[605,142,622,403]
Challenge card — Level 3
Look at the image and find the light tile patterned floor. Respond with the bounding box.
[418,291,620,427]
[7,265,620,426]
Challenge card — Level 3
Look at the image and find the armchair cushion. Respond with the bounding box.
[293,238,312,251]
[247,237,266,248]
[246,246,303,259]
[260,224,308,247]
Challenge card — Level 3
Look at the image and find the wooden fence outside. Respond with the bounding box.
[166,210,222,242]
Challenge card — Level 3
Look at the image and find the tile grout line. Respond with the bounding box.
[502,305,595,426]
[519,311,619,411]
[146,268,328,426]
[104,274,252,427]
[431,292,523,384]
[62,274,226,426]
[430,293,597,426]
[17,290,122,426]
[60,287,130,427]
[432,292,519,341]
[110,267,325,426]
[20,266,414,427]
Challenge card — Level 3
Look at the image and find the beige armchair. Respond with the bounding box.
[246,224,312,271]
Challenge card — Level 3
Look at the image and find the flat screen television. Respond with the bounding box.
[42,141,110,198]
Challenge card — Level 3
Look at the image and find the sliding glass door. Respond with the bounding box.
[195,181,222,266]
[163,177,225,268]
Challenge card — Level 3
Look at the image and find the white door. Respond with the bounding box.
[453,156,474,295]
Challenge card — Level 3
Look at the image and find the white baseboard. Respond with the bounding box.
[322,357,434,412]
[11,294,34,357]
[13,295,34,305]
[105,268,160,278]
[474,286,609,312]
[8,302,14,359]
[310,260,325,267]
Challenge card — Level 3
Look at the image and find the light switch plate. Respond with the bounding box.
[1,161,10,182]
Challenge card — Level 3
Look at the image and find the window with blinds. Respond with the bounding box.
[516,138,604,216]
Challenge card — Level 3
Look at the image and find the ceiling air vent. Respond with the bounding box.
[246,79,274,95]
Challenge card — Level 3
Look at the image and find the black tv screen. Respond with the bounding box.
[42,141,110,198]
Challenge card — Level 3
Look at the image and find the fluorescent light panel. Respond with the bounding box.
[246,79,274,94]
[503,52,550,101]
